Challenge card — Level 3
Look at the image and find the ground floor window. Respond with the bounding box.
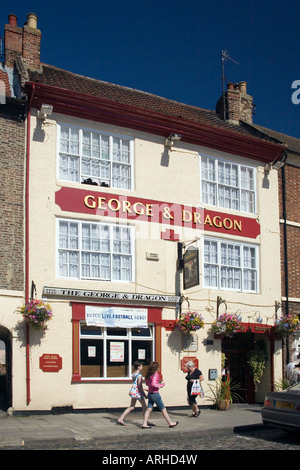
[80,324,154,379]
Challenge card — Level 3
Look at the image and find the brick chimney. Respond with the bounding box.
[4,13,41,71]
[216,81,254,124]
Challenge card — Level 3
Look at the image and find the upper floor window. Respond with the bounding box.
[200,155,256,214]
[203,237,258,292]
[57,219,134,282]
[58,125,133,190]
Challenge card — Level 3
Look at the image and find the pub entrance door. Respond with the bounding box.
[222,332,256,404]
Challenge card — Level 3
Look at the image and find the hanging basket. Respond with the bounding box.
[16,300,53,331]
[212,313,242,338]
[174,311,204,334]
[274,314,300,336]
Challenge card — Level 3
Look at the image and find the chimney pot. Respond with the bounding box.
[8,14,18,27]
[239,81,247,94]
[26,13,38,29]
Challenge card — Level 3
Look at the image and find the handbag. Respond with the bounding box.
[191,379,204,397]
[129,373,142,398]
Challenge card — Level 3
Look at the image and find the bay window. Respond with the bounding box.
[57,219,134,282]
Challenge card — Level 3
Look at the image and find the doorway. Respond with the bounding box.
[222,332,263,404]
[0,326,12,411]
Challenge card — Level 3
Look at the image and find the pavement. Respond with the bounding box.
[0,404,265,449]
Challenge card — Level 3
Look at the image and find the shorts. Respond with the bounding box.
[147,392,165,410]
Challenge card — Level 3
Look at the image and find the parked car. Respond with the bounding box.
[261,383,300,432]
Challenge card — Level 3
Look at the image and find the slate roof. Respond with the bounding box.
[27,63,274,142]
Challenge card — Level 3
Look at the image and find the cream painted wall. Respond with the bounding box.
[8,112,283,411]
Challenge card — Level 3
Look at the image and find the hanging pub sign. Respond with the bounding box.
[85,306,148,328]
[183,247,199,290]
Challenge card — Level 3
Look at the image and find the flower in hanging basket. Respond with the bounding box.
[175,311,204,333]
[16,300,53,331]
[274,314,300,336]
[212,313,241,337]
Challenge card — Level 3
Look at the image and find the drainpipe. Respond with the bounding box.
[25,83,35,405]
[281,151,289,365]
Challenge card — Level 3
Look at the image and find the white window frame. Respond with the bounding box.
[56,218,135,283]
[203,236,259,293]
[57,123,134,191]
[200,154,256,214]
[79,323,154,380]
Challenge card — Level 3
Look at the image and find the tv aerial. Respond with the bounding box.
[221,50,240,119]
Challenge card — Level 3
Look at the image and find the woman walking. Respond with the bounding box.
[142,361,178,429]
[185,360,204,417]
[117,361,155,426]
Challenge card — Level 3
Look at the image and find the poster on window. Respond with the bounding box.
[88,346,96,357]
[110,342,124,362]
[85,306,148,328]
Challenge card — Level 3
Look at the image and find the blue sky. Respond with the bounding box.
[1,0,300,138]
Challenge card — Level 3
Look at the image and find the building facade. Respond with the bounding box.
[0,13,290,412]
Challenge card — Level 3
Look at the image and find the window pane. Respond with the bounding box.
[200,156,255,214]
[80,339,103,377]
[106,340,129,378]
[203,238,258,292]
[59,126,132,189]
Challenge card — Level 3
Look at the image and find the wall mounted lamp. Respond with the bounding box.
[264,159,285,175]
[216,296,227,318]
[164,133,182,147]
[37,103,53,120]
[256,313,263,324]
[275,301,281,320]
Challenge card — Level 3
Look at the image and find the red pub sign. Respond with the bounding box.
[39,354,62,372]
[55,187,260,239]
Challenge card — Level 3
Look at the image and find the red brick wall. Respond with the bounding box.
[278,164,300,304]
[0,115,25,290]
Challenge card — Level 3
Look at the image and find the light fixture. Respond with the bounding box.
[216,296,227,318]
[37,103,53,120]
[164,133,182,147]
[264,159,285,174]
[257,314,263,324]
[275,301,281,320]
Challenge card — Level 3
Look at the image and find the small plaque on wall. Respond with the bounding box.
[182,334,198,352]
[39,354,62,372]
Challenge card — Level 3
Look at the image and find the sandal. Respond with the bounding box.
[169,421,179,428]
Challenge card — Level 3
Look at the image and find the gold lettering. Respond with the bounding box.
[234,220,242,232]
[182,210,192,222]
[204,214,213,226]
[193,212,201,225]
[146,204,153,217]
[108,198,121,211]
[133,202,145,215]
[163,206,174,220]
[213,216,222,228]
[223,218,233,230]
[122,200,132,214]
[84,195,96,209]
[97,197,106,210]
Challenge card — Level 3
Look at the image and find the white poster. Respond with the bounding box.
[88,346,96,357]
[138,349,146,360]
[110,342,124,362]
[85,306,148,328]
